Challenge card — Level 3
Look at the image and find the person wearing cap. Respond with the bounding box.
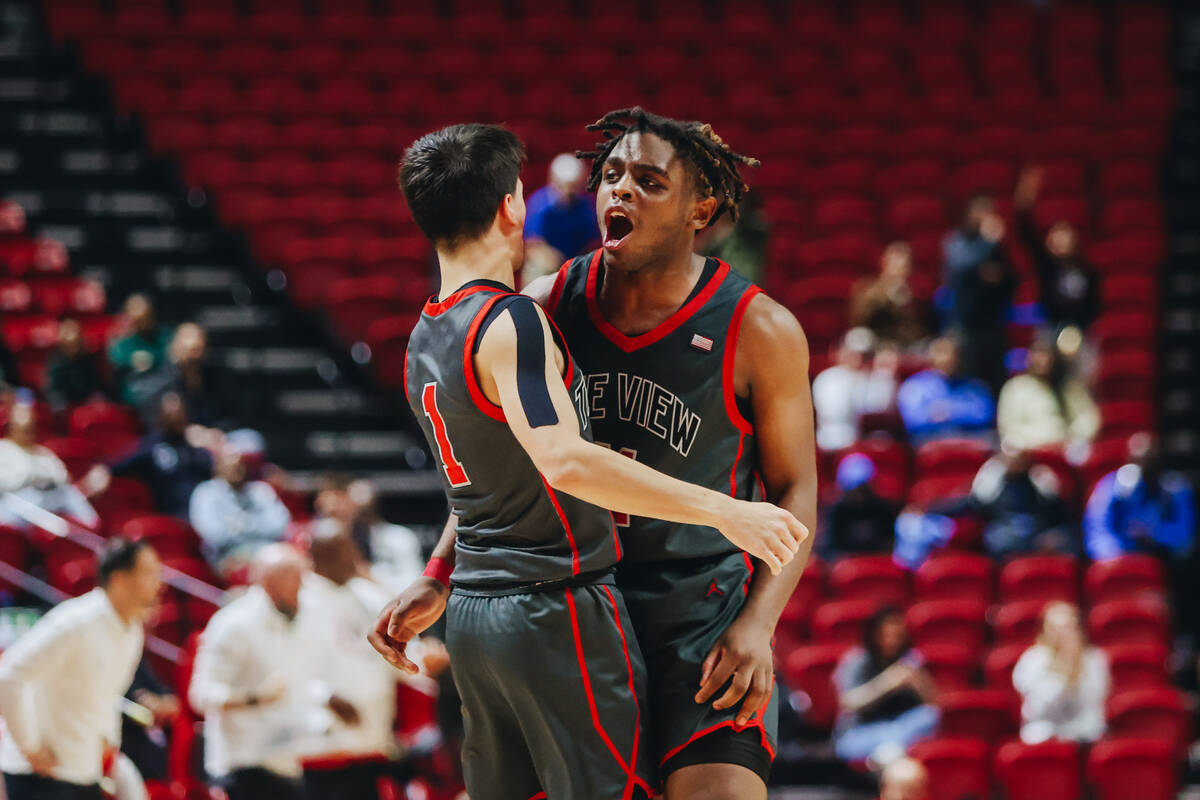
[812,328,898,452]
[824,454,898,558]
[520,153,601,283]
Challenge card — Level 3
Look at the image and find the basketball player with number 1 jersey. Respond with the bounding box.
[369,123,807,800]
[528,108,819,800]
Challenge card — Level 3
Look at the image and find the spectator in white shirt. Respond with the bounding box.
[0,404,99,530]
[812,328,898,451]
[349,480,425,593]
[188,451,291,578]
[1013,602,1109,744]
[0,539,163,800]
[187,545,359,800]
[299,531,449,800]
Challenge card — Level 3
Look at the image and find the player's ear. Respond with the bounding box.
[690,195,719,230]
[498,192,521,231]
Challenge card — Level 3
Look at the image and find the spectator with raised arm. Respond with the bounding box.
[1013,602,1109,744]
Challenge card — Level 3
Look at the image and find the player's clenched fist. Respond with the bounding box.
[368,577,449,674]
[714,499,808,575]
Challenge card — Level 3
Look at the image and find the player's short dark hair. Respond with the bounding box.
[398,124,526,248]
[577,107,760,226]
[97,537,150,587]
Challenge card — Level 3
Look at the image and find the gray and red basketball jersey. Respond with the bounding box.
[405,279,622,590]
[548,252,762,564]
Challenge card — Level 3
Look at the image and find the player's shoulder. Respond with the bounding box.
[740,291,807,354]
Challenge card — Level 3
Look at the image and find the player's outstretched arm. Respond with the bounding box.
[368,513,455,674]
[477,298,807,575]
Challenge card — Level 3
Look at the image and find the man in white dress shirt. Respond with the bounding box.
[0,539,163,800]
[187,545,359,800]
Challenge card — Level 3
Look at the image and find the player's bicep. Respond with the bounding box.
[480,304,583,464]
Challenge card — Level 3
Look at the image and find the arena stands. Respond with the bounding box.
[3,0,1198,797]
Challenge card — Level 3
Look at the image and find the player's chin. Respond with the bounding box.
[601,238,643,272]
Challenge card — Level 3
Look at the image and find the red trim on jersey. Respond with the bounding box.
[423,284,507,317]
[541,475,581,575]
[585,251,731,353]
[462,294,510,423]
[730,432,746,497]
[742,551,754,597]
[564,589,632,774]
[402,343,411,404]
[546,260,571,315]
[603,585,645,800]
[527,793,547,800]
[722,286,762,435]
[610,512,622,560]
[659,717,776,770]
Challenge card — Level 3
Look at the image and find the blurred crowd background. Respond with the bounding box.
[1,0,1197,798]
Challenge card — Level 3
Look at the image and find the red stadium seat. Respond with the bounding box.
[364,314,420,390]
[906,600,987,655]
[0,526,31,593]
[40,436,101,480]
[914,438,993,481]
[778,558,826,645]
[121,516,197,560]
[1084,555,1165,605]
[812,597,881,646]
[1087,738,1179,800]
[908,738,991,800]
[828,555,910,607]
[997,555,1079,605]
[1088,597,1170,648]
[1106,642,1169,694]
[915,553,994,606]
[918,642,976,690]
[325,276,406,344]
[872,160,948,197]
[908,475,976,508]
[983,643,1027,690]
[938,689,1020,742]
[992,599,1049,646]
[782,643,849,730]
[994,740,1081,800]
[89,476,155,530]
[1106,688,1192,752]
[884,194,946,238]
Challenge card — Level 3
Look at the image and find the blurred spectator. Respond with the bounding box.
[0,337,17,393]
[824,454,898,558]
[942,194,1016,392]
[521,153,600,283]
[879,757,929,800]
[1014,166,1099,335]
[892,507,957,570]
[813,328,898,451]
[971,446,1074,558]
[301,530,447,800]
[996,337,1098,451]
[1013,602,1109,744]
[850,242,930,349]
[108,295,172,411]
[0,199,26,236]
[833,606,939,767]
[897,337,994,444]
[1084,432,1195,561]
[0,403,100,529]
[0,539,162,799]
[188,451,291,578]
[86,393,212,518]
[189,546,359,800]
[164,323,241,432]
[45,320,111,412]
[697,191,770,283]
[121,660,181,786]
[347,480,425,593]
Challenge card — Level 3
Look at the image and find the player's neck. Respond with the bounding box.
[435,232,516,299]
[601,249,707,315]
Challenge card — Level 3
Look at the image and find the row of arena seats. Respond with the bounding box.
[911,737,1180,800]
[46,1,1169,51]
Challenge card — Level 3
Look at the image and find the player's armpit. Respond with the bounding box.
[522,271,560,308]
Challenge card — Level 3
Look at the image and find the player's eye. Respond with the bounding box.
[640,177,658,188]
[604,169,619,182]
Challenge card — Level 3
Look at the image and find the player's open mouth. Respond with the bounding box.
[604,209,635,250]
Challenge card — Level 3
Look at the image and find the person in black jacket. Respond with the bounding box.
[824,453,898,558]
[45,320,111,411]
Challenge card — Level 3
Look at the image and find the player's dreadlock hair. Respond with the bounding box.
[577,107,760,226]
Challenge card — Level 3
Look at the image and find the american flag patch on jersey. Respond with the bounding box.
[690,334,714,352]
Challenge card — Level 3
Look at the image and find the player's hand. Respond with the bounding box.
[26,744,57,776]
[695,615,775,727]
[715,500,807,575]
[368,577,449,674]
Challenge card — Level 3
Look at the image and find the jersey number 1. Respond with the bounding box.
[422,383,471,488]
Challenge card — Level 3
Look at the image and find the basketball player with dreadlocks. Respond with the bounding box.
[369,122,806,800]
[529,108,819,798]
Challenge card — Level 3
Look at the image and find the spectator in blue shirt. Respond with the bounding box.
[897,337,995,444]
[189,451,291,577]
[1085,433,1195,561]
[521,153,600,282]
